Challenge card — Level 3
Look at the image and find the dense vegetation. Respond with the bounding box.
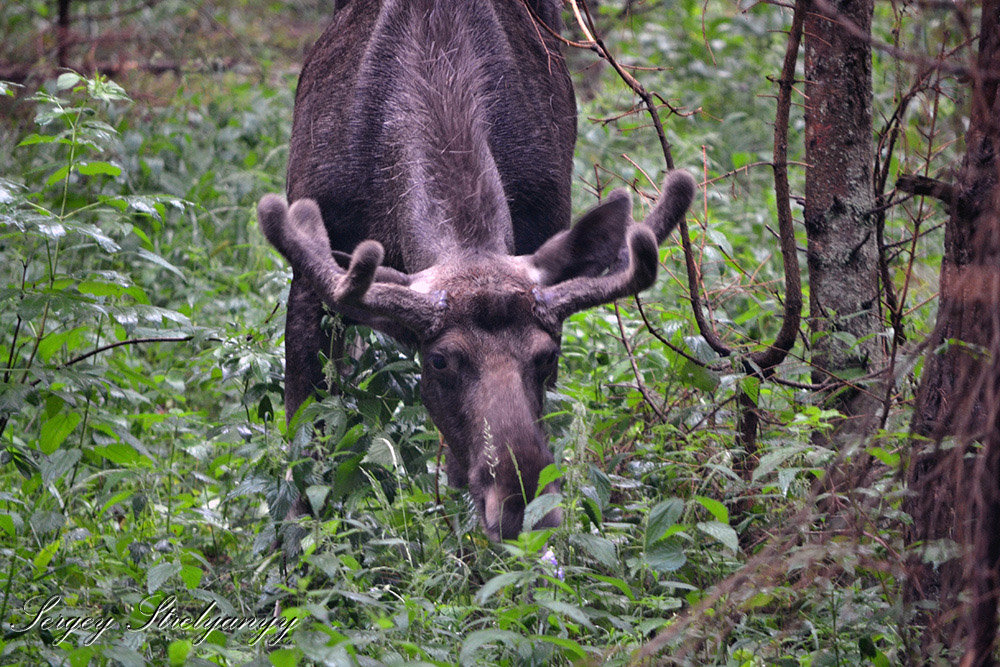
[0,0,979,664]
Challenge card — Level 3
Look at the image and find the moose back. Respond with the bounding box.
[258,0,695,540]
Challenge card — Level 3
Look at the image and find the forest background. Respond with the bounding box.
[1,0,999,665]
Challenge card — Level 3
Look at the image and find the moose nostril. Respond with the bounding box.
[484,485,524,540]
[482,480,562,540]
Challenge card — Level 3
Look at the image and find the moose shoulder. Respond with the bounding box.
[259,0,695,540]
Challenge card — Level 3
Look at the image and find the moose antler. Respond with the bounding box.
[540,223,659,321]
[643,170,697,245]
[538,170,696,321]
[257,195,442,334]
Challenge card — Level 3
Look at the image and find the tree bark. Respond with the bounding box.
[907,0,1000,660]
[57,0,72,69]
[803,0,885,438]
[911,3,1000,442]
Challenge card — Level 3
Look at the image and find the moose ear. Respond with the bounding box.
[529,189,632,285]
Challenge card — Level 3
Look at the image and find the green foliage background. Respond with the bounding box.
[0,0,964,664]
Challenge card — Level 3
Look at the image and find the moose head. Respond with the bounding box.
[259,170,695,540]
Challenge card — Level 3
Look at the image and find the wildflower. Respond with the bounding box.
[540,547,565,581]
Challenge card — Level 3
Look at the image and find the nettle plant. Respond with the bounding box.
[0,72,295,663]
[1,73,193,473]
[0,75,206,658]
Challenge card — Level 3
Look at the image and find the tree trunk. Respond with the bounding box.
[803,0,885,439]
[57,0,72,69]
[911,2,1000,442]
[907,1,1000,660]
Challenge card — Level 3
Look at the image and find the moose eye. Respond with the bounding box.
[428,353,449,371]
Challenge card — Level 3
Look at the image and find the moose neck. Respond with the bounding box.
[385,1,514,269]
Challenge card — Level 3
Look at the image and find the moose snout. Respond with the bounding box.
[482,480,562,541]
[473,426,561,541]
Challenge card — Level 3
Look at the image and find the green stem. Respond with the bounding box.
[166,423,177,536]
[0,551,17,629]
[18,300,50,385]
[58,107,82,220]
[67,317,103,490]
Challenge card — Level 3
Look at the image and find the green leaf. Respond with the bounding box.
[535,463,563,497]
[34,218,66,239]
[39,411,82,455]
[538,598,596,630]
[0,514,16,537]
[38,329,72,362]
[63,219,120,252]
[697,521,740,554]
[269,649,303,667]
[645,538,686,572]
[587,464,611,508]
[136,248,185,279]
[67,646,97,667]
[179,564,203,589]
[147,561,182,594]
[94,443,142,466]
[56,72,81,90]
[740,375,760,403]
[580,495,602,527]
[646,497,684,547]
[678,357,720,392]
[0,177,18,204]
[731,151,752,169]
[570,533,617,568]
[167,640,191,667]
[753,445,804,482]
[743,591,774,609]
[305,485,330,515]
[522,492,561,532]
[86,76,130,102]
[45,165,70,187]
[476,571,526,604]
[589,573,635,600]
[101,646,146,666]
[78,279,127,297]
[869,445,900,468]
[122,196,163,219]
[77,161,122,178]
[99,489,133,518]
[694,495,729,523]
[31,510,65,534]
[40,447,81,485]
[684,335,719,364]
[17,133,60,147]
[533,635,586,660]
[460,629,523,664]
[33,537,61,575]
[363,435,400,470]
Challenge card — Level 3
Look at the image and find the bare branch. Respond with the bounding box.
[747,0,805,375]
[895,173,956,205]
[613,303,667,422]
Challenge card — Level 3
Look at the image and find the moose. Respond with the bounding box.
[258,0,695,540]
